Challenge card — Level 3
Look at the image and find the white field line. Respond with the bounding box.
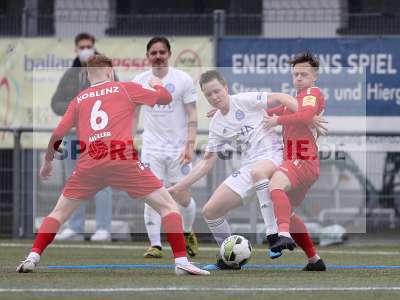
[1,242,400,256]
[0,287,400,293]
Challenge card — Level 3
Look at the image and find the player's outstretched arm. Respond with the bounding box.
[124,80,172,106]
[168,152,217,194]
[267,93,298,112]
[180,102,197,164]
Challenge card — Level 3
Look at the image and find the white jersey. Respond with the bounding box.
[206,92,282,166]
[133,67,197,153]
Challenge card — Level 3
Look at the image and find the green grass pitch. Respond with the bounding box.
[1,240,400,300]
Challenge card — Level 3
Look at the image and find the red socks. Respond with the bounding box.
[270,189,291,233]
[271,189,317,259]
[290,213,316,258]
[32,217,61,255]
[162,212,187,258]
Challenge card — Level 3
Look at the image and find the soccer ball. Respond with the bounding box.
[220,235,252,267]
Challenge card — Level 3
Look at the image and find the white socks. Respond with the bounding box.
[254,179,278,236]
[145,198,197,247]
[205,217,231,246]
[144,204,162,247]
[178,197,196,233]
[309,254,321,264]
[175,256,189,265]
[27,252,40,262]
[279,232,292,239]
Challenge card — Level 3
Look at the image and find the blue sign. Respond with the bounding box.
[218,38,400,116]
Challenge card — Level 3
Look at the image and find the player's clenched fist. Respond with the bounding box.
[39,160,53,180]
[263,115,279,129]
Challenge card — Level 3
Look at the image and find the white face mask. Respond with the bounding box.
[78,48,95,62]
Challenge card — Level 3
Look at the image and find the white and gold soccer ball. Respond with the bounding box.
[220,235,252,267]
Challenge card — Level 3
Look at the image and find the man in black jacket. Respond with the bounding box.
[51,33,113,242]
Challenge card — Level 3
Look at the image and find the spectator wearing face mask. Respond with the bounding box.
[51,32,114,242]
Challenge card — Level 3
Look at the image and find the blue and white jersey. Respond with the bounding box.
[206,92,282,166]
[133,67,197,153]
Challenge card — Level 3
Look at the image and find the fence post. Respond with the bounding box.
[22,0,39,37]
[22,5,28,36]
[213,9,226,67]
[12,129,22,238]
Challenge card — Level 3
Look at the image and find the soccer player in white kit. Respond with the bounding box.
[133,37,199,258]
[168,70,298,270]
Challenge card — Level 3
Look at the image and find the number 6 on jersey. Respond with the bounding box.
[90,100,109,131]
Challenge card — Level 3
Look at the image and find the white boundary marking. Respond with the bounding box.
[0,287,400,293]
[1,242,400,256]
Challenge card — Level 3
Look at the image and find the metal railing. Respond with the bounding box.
[2,9,399,37]
[1,126,400,238]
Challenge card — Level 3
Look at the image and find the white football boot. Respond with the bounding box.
[175,262,210,276]
[16,253,40,273]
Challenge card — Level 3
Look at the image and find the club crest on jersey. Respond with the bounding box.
[235,109,245,121]
[165,83,175,93]
[181,164,191,175]
[303,95,316,107]
[222,128,228,135]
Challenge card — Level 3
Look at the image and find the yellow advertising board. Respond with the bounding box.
[0,37,214,148]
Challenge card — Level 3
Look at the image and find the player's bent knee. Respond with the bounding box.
[269,171,291,192]
[250,161,276,182]
[202,204,220,220]
[173,190,191,207]
[250,168,270,182]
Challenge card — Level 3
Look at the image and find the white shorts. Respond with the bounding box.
[141,148,192,186]
[224,151,282,201]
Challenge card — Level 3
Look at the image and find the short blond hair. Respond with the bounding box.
[87,54,113,68]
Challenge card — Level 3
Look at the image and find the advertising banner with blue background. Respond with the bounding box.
[218,38,400,117]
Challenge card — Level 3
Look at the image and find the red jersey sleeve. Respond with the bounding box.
[45,99,77,161]
[266,104,285,116]
[278,87,323,125]
[120,82,172,107]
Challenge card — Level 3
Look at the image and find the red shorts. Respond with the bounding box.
[278,159,320,207]
[63,160,163,200]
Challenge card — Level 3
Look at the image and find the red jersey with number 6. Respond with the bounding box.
[47,80,170,169]
[278,86,325,161]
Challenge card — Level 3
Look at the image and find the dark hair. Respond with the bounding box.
[290,52,319,71]
[87,54,113,68]
[199,70,227,89]
[146,36,171,52]
[75,32,95,46]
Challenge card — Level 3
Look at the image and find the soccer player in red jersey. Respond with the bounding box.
[264,52,327,271]
[16,55,209,276]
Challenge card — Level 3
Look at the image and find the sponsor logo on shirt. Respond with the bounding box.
[165,83,175,93]
[235,109,245,121]
[181,164,191,175]
[302,95,316,107]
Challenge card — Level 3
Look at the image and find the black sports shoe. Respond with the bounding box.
[270,235,297,252]
[302,259,326,271]
[216,257,242,270]
[266,233,279,246]
[203,255,242,271]
[266,234,283,259]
